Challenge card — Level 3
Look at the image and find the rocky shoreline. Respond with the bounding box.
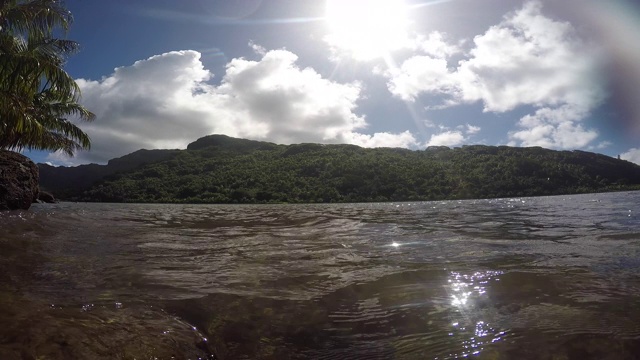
[0,150,59,211]
[0,150,39,211]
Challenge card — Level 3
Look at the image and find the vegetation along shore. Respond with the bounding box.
[40,135,640,204]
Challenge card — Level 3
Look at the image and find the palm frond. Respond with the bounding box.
[1,0,72,35]
[0,0,92,156]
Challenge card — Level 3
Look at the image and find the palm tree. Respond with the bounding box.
[0,0,94,156]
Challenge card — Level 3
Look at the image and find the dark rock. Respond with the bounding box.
[37,190,57,203]
[0,150,39,211]
[0,292,218,360]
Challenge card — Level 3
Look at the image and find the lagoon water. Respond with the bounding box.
[1,192,640,359]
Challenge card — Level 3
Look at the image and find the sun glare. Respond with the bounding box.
[325,0,411,60]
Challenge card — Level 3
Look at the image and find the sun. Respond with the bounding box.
[324,0,411,61]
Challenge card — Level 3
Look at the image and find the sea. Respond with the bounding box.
[1,191,640,359]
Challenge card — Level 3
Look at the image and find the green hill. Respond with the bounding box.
[39,135,640,203]
[38,149,180,198]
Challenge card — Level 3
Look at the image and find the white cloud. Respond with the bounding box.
[422,123,480,148]
[621,148,640,165]
[58,48,415,165]
[218,49,367,144]
[455,1,603,113]
[386,55,455,102]
[594,141,612,150]
[413,31,461,59]
[385,1,604,150]
[508,104,598,148]
[426,130,465,147]
[72,50,216,163]
[45,151,80,167]
[509,118,597,148]
[248,41,266,56]
[465,124,481,135]
[348,131,418,148]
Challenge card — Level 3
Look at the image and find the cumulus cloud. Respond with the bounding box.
[46,150,80,167]
[347,131,418,148]
[71,50,215,163]
[455,1,602,112]
[218,49,367,144]
[424,122,481,147]
[508,105,598,148]
[58,48,415,164]
[426,130,465,147]
[387,56,455,102]
[385,1,604,150]
[509,119,598,148]
[465,124,481,135]
[621,148,640,165]
[413,31,462,59]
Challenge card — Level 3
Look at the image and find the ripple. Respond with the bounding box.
[1,192,639,358]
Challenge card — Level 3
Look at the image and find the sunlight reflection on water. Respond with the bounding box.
[448,270,501,307]
[443,270,506,359]
[2,192,640,359]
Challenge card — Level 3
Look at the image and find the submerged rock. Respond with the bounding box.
[0,293,217,359]
[37,190,57,203]
[0,150,39,210]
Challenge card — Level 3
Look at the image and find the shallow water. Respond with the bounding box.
[1,192,640,359]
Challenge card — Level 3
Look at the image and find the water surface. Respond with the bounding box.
[1,192,640,359]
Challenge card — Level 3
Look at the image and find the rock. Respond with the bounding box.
[0,150,39,211]
[0,293,218,360]
[38,190,57,203]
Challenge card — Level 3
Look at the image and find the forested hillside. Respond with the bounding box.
[39,149,180,198]
[40,135,640,203]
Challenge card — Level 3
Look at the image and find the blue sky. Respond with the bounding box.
[28,0,640,165]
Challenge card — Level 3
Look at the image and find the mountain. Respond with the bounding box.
[39,134,640,203]
[38,149,180,198]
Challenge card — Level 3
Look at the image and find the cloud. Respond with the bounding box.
[508,105,597,148]
[593,141,612,150]
[347,131,418,148]
[426,130,465,147]
[248,40,267,56]
[509,119,597,148]
[385,1,604,150]
[621,148,640,165]
[386,55,455,102]
[218,49,367,144]
[46,150,82,167]
[454,1,603,112]
[421,122,480,148]
[59,48,415,165]
[413,31,462,59]
[465,124,481,135]
[73,50,216,164]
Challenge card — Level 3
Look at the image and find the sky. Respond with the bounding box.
[26,0,640,166]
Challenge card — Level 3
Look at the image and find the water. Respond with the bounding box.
[1,192,640,359]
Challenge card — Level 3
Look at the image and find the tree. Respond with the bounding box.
[0,0,94,156]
